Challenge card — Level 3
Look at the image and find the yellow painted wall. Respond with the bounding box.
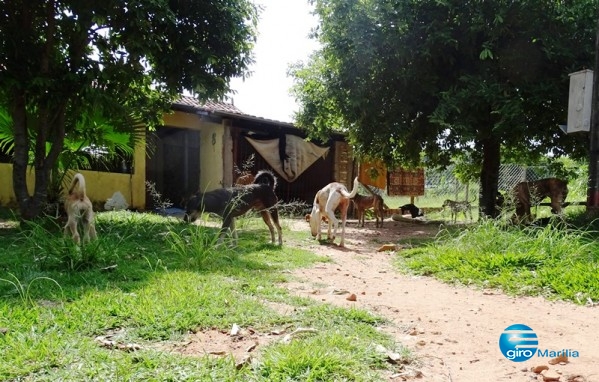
[0,164,35,206]
[0,133,146,210]
[163,110,225,192]
[199,124,224,191]
[0,110,230,210]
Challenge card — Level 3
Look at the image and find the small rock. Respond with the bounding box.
[541,369,561,381]
[230,324,241,336]
[548,355,568,365]
[532,365,550,374]
[346,294,357,301]
[377,244,396,252]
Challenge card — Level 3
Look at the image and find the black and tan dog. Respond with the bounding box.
[183,170,282,245]
[64,173,97,244]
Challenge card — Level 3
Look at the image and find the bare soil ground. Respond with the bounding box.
[283,218,599,382]
[173,217,599,382]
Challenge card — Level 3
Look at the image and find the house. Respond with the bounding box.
[146,96,356,210]
[0,96,356,211]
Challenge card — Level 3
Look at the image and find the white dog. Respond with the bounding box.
[64,173,97,244]
[309,177,359,247]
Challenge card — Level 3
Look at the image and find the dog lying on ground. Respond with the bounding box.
[64,173,97,244]
[399,203,424,219]
[442,199,473,222]
[309,177,359,247]
[512,178,568,223]
[183,170,282,245]
[352,193,386,227]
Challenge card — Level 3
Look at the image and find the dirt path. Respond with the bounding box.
[285,219,599,382]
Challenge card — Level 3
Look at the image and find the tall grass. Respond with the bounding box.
[396,218,599,304]
[0,210,410,381]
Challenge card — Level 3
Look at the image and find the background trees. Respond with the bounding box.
[0,0,258,219]
[291,0,597,216]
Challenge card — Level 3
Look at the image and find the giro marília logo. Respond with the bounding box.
[498,324,538,362]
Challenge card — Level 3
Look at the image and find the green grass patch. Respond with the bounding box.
[395,217,599,303]
[0,211,409,381]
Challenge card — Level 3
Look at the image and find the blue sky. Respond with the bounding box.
[229,0,320,123]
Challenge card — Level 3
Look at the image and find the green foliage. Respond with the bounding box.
[0,0,258,219]
[259,305,408,382]
[0,212,406,381]
[292,0,596,212]
[164,225,224,269]
[396,218,599,303]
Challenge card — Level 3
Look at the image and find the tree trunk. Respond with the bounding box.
[479,136,501,218]
[9,91,36,220]
[10,92,66,221]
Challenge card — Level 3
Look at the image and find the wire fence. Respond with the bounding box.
[421,164,580,204]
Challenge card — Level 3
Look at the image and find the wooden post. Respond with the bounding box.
[587,9,599,213]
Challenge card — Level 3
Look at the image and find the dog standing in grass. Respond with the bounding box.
[512,178,568,223]
[64,173,97,244]
[183,170,282,245]
[442,199,473,223]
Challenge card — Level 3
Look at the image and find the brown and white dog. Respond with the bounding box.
[64,173,97,244]
[512,178,568,223]
[309,177,359,247]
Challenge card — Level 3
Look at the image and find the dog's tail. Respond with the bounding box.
[361,183,378,197]
[253,170,277,189]
[340,177,359,198]
[68,173,87,201]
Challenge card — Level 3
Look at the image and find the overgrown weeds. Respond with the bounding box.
[0,210,408,381]
[396,217,599,304]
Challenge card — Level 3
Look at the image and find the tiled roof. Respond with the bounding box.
[173,94,295,127]
[174,95,244,115]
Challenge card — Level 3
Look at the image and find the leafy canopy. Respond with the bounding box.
[291,0,596,168]
[0,0,258,218]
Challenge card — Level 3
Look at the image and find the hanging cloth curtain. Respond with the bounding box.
[245,134,329,182]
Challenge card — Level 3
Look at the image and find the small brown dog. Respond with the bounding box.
[64,173,97,244]
[352,193,386,227]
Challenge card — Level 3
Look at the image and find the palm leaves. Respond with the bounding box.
[0,104,143,206]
